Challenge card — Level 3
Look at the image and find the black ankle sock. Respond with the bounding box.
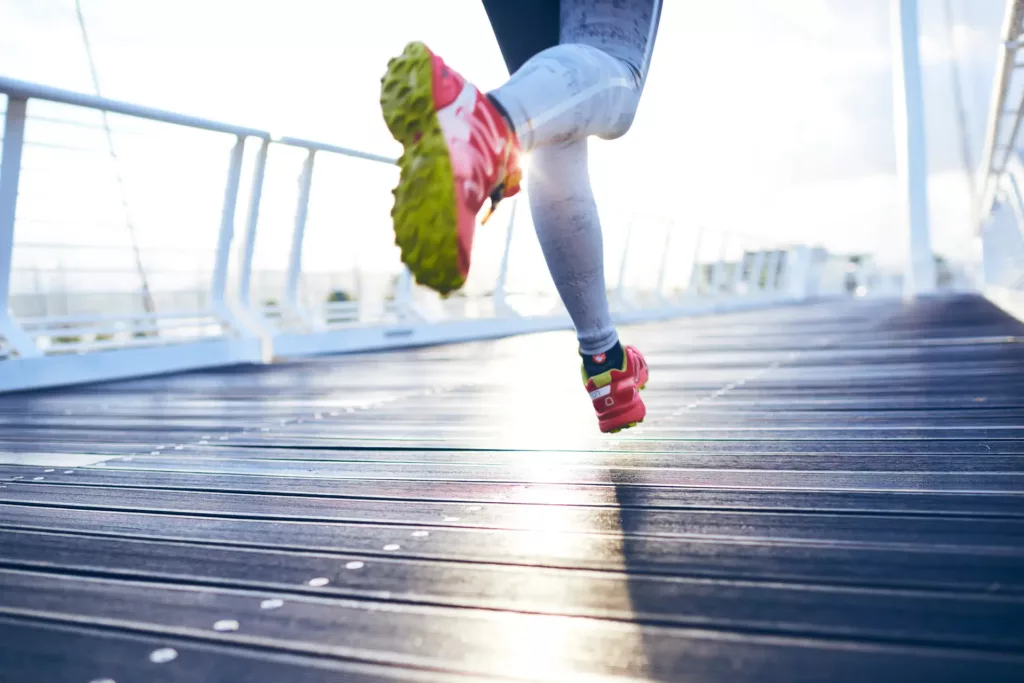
[486,93,516,132]
[582,342,625,378]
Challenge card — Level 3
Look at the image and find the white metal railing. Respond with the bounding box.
[977,0,1024,223]
[950,0,1024,314]
[0,76,844,393]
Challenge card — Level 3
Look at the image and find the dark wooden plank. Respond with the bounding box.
[0,616,462,683]
[3,484,1024,547]
[2,570,1022,682]
[201,433,1024,452]
[4,467,1023,516]
[118,439,1024,455]
[2,505,1023,593]
[62,458,1024,492]
[2,530,1022,650]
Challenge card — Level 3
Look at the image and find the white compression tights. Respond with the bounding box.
[489,0,661,355]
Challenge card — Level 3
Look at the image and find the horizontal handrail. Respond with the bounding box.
[0,76,399,164]
[17,309,220,328]
[274,136,395,165]
[43,331,221,354]
[0,76,269,138]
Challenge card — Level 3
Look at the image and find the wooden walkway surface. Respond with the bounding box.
[1,294,1023,682]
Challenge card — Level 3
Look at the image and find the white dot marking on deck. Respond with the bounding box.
[32,477,44,481]
[64,470,74,474]
[411,531,429,538]
[382,544,400,551]
[148,647,178,663]
[307,577,329,587]
[213,619,239,632]
[260,598,284,610]
[345,561,365,570]
[44,469,54,473]
[89,678,117,683]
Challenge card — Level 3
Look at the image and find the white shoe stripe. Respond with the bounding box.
[437,82,478,144]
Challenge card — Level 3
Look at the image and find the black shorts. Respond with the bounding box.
[481,0,561,74]
[482,1,662,81]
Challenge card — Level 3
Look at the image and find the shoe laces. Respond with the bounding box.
[481,151,522,225]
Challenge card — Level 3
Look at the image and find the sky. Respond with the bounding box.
[0,0,1010,306]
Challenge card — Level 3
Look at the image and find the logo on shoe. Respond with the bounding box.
[437,83,477,143]
[592,353,606,364]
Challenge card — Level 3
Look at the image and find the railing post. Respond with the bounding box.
[238,138,269,309]
[232,138,277,361]
[393,267,424,322]
[494,198,518,315]
[775,250,791,292]
[708,260,726,296]
[785,246,812,300]
[727,253,746,295]
[763,250,782,293]
[211,135,246,330]
[615,219,635,308]
[892,0,936,298]
[980,203,996,287]
[285,150,316,326]
[654,223,672,305]
[0,97,41,357]
[685,227,705,297]
[747,250,767,292]
[706,235,727,296]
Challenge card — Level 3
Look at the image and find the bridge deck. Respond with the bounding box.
[1,294,1023,682]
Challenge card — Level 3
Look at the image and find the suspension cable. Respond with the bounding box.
[74,0,156,316]
[942,0,976,200]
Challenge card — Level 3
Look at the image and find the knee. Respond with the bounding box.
[600,68,643,140]
[598,109,638,141]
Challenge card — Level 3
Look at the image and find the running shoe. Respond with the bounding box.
[380,41,522,295]
[583,345,649,434]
